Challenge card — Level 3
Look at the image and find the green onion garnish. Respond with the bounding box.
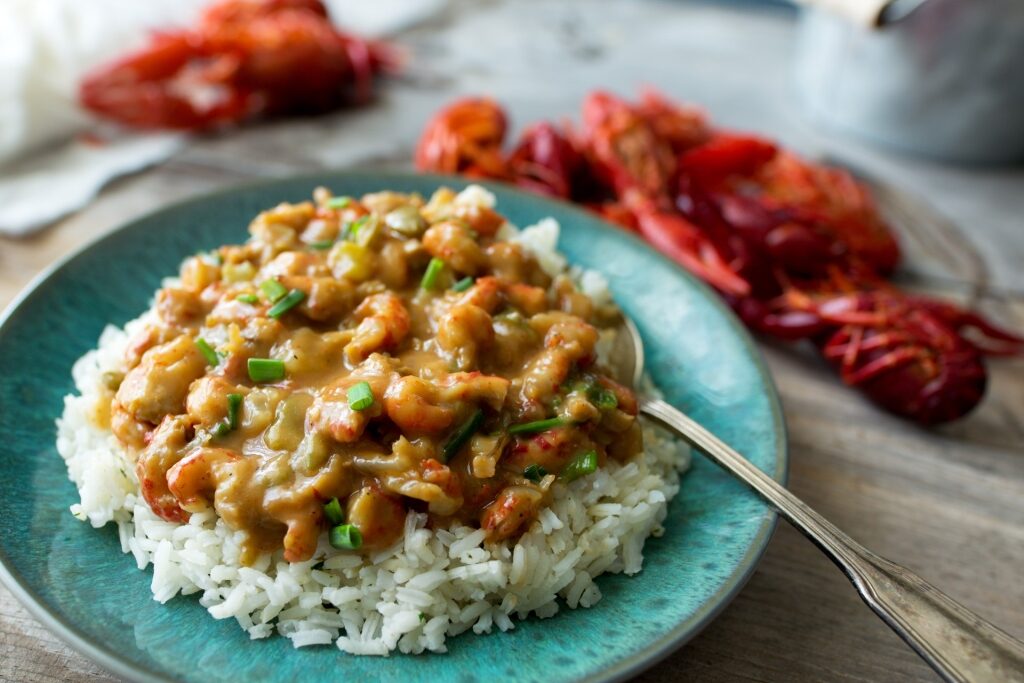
[309,239,334,250]
[211,394,242,438]
[347,381,374,411]
[324,498,344,526]
[347,215,369,240]
[227,393,243,430]
[326,196,352,209]
[592,388,618,411]
[355,216,383,248]
[442,409,484,462]
[420,257,445,291]
[247,358,285,383]
[452,276,474,293]
[195,338,219,366]
[267,289,306,319]
[260,278,288,302]
[237,293,259,304]
[523,464,548,482]
[508,417,566,435]
[329,524,363,550]
[562,450,598,482]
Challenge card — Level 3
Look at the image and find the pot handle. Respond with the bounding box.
[793,0,899,27]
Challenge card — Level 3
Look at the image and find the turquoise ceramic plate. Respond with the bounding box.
[0,172,786,683]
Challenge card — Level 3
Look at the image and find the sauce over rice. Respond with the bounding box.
[102,187,641,564]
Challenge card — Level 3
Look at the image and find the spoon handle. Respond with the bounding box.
[640,397,1024,683]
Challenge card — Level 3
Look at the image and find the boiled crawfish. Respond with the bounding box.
[414,98,510,179]
[414,90,1022,423]
[79,0,394,130]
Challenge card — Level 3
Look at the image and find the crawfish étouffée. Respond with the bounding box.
[102,187,641,563]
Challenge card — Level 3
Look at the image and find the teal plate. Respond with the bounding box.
[0,172,786,683]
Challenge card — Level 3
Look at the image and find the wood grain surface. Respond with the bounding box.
[2,1,1023,681]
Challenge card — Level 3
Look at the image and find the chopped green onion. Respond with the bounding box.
[260,278,288,302]
[309,239,334,250]
[329,524,362,550]
[323,498,344,526]
[248,358,285,383]
[442,409,484,462]
[338,216,369,243]
[562,450,598,482]
[508,417,566,435]
[237,293,259,304]
[354,215,382,248]
[326,196,352,209]
[420,257,445,291]
[562,379,588,394]
[347,381,374,411]
[348,215,369,239]
[267,289,306,319]
[195,338,219,366]
[452,276,474,293]
[210,394,242,439]
[523,464,548,482]
[591,388,618,410]
[227,393,243,430]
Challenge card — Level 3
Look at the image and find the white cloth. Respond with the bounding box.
[0,0,445,236]
[0,134,185,234]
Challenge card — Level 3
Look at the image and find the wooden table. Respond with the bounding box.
[2,1,1023,680]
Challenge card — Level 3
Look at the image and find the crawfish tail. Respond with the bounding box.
[630,197,751,297]
[825,335,987,424]
[816,294,990,424]
[507,122,584,200]
[414,97,510,178]
[905,296,1024,356]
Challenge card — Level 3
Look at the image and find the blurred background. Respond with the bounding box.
[2,0,1022,286]
[1,1,1022,681]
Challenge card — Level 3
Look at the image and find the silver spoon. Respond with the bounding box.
[610,316,1024,683]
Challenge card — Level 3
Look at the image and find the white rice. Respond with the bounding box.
[56,194,691,655]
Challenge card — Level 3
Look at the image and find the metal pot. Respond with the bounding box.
[794,0,1024,164]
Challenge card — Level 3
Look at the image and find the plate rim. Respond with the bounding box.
[0,170,788,683]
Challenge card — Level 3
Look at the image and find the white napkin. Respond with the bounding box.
[0,134,185,234]
[0,0,446,236]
